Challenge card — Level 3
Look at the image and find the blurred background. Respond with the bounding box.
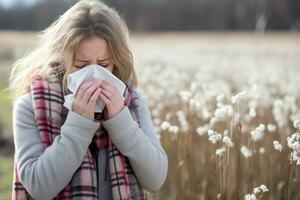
[0,0,299,199]
[0,0,300,30]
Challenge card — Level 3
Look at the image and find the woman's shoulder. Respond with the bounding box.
[134,89,148,106]
[133,89,152,117]
[12,92,38,133]
[13,92,34,115]
[15,92,32,105]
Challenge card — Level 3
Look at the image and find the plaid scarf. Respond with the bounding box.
[12,69,148,199]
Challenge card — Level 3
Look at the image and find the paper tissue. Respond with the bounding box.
[63,64,126,113]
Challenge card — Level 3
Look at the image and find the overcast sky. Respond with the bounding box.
[0,0,39,8]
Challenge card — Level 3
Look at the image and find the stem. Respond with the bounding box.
[221,153,224,196]
[184,132,194,197]
[225,150,229,200]
[286,155,291,200]
[236,117,242,199]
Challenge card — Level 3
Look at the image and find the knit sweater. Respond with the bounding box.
[13,91,168,200]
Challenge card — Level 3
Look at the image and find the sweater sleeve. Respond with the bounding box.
[100,91,168,192]
[13,93,100,200]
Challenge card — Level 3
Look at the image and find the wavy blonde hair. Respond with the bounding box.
[8,0,137,104]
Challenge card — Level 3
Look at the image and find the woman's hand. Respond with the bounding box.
[99,80,125,120]
[72,78,102,121]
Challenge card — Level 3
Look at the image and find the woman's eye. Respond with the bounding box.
[74,64,87,69]
[74,64,109,68]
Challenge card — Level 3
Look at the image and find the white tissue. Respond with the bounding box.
[63,64,126,113]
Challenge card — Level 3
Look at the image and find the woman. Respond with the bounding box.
[8,0,168,199]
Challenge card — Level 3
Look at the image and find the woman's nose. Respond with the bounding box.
[90,60,97,65]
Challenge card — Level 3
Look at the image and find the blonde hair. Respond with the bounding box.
[8,0,137,104]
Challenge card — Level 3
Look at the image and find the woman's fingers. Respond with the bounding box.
[88,87,102,109]
[81,81,102,104]
[100,80,114,93]
[100,88,113,98]
[99,91,112,107]
[72,78,121,121]
[72,79,104,121]
[75,79,96,100]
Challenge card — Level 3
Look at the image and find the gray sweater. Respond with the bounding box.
[13,91,168,200]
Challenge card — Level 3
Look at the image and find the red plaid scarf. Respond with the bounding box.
[12,70,148,199]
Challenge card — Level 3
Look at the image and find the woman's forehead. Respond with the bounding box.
[75,37,111,59]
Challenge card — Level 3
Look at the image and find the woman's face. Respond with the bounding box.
[71,36,114,73]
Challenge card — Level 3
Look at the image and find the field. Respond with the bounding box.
[0,31,300,199]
